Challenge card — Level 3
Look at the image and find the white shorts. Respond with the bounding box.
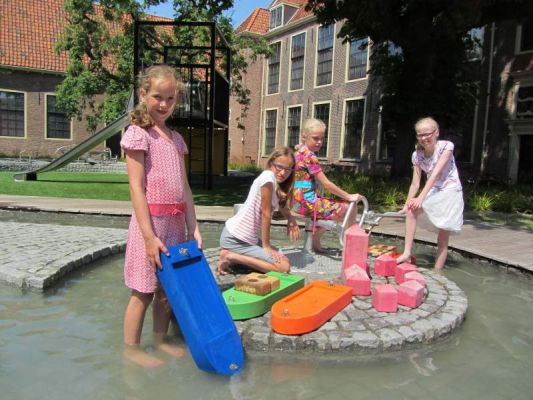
[420,189,464,233]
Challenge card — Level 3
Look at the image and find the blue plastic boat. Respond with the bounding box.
[157,241,244,375]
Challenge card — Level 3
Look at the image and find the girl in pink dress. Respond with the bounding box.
[120,65,202,367]
[397,117,464,270]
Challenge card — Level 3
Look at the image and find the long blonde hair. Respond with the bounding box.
[129,65,183,128]
[266,146,295,208]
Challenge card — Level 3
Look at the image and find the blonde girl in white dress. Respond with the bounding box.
[397,117,464,271]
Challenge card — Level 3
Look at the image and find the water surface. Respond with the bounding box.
[0,212,532,399]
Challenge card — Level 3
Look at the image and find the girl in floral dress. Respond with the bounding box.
[292,118,362,253]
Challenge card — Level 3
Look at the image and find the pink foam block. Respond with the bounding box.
[342,225,369,272]
[343,264,371,296]
[374,254,396,277]
[404,271,426,287]
[371,284,398,312]
[395,262,418,284]
[398,280,425,308]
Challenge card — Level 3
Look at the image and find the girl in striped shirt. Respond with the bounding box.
[218,147,300,275]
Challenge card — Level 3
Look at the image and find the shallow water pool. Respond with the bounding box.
[0,212,532,399]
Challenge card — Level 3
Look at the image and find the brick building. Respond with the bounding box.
[0,0,102,159]
[229,1,533,183]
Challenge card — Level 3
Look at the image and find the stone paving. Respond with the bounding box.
[210,248,467,354]
[0,221,126,290]
[0,217,467,354]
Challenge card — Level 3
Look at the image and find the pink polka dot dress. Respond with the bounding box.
[120,125,188,293]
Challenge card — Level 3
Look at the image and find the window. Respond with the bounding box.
[0,90,24,137]
[518,19,533,53]
[290,33,306,90]
[348,39,368,80]
[264,109,277,155]
[516,86,533,119]
[313,103,330,157]
[287,106,302,148]
[268,42,281,94]
[316,24,334,86]
[46,95,71,139]
[342,99,365,159]
[269,6,282,30]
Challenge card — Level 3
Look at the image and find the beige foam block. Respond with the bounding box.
[234,272,280,295]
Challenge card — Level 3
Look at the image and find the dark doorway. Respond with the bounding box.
[106,131,122,158]
[518,134,533,184]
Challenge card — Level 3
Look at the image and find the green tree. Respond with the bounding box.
[306,0,531,178]
[55,0,268,133]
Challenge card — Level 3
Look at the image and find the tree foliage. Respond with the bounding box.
[55,0,268,132]
[306,0,532,177]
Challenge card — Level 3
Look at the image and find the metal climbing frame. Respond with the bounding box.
[134,20,231,189]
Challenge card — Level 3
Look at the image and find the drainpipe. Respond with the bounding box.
[480,22,495,177]
[257,53,266,167]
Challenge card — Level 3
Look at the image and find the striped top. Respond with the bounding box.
[225,170,278,244]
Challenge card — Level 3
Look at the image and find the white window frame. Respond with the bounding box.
[266,40,282,96]
[263,107,278,156]
[340,96,366,161]
[285,104,303,147]
[269,6,283,31]
[314,23,336,88]
[0,88,27,139]
[345,38,369,82]
[44,93,72,141]
[288,31,307,92]
[312,100,332,158]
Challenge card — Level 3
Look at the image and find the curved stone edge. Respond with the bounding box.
[0,221,127,291]
[204,248,468,355]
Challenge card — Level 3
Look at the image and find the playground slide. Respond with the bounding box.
[14,113,130,181]
[14,93,134,181]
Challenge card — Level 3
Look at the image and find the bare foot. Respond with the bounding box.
[157,342,185,358]
[217,249,231,275]
[123,345,164,368]
[395,253,411,264]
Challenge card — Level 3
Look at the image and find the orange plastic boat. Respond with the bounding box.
[271,280,353,335]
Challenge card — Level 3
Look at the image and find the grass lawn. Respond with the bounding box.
[1,171,531,229]
[0,171,250,206]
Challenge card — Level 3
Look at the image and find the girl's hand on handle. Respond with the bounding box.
[347,193,362,203]
[145,236,169,270]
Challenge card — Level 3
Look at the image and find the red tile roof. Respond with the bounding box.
[236,8,270,34]
[1,0,70,73]
[0,0,171,74]
[236,1,313,35]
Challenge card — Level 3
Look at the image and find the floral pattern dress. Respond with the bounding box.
[292,145,348,220]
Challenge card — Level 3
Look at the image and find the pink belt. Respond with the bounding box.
[148,203,186,216]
